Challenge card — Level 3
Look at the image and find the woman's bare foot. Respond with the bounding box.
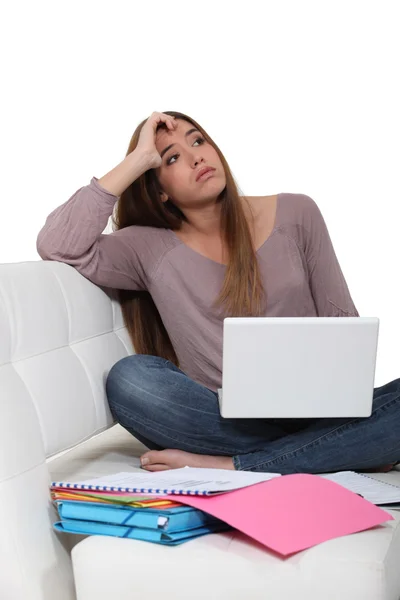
[140,448,235,472]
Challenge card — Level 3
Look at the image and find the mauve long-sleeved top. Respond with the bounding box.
[36,176,359,392]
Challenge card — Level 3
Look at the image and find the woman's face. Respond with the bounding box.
[155,119,226,210]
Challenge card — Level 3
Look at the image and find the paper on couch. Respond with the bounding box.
[162,473,394,555]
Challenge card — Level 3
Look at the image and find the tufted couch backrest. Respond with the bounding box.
[0,260,133,599]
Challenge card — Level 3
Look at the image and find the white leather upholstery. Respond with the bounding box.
[0,261,133,600]
[72,517,400,600]
[66,427,400,600]
[1,260,400,600]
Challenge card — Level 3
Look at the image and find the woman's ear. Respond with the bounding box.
[159,191,169,204]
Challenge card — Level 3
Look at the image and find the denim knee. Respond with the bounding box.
[107,354,168,387]
[105,354,169,418]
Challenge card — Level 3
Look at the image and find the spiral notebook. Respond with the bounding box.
[51,467,281,496]
[321,471,400,506]
[50,467,400,504]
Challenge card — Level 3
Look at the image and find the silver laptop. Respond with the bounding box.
[217,317,379,418]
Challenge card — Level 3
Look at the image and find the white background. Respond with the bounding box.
[1,0,399,386]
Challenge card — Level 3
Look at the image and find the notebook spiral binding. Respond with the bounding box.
[357,472,400,491]
[51,482,208,496]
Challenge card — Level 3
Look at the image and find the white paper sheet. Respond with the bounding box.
[53,467,400,504]
[56,467,281,494]
[321,471,400,505]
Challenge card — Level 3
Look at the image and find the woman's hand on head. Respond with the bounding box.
[137,112,177,169]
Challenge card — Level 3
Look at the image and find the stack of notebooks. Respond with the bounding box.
[51,489,231,545]
[51,468,279,546]
[50,467,400,555]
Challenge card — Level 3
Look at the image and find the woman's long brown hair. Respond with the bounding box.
[111,111,267,368]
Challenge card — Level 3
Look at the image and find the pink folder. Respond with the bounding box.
[165,473,393,555]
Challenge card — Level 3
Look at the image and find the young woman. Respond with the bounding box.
[37,111,400,474]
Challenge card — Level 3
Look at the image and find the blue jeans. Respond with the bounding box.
[105,354,400,474]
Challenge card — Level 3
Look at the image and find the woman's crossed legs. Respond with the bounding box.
[105,354,400,474]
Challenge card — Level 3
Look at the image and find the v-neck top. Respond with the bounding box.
[167,196,281,266]
[36,176,359,393]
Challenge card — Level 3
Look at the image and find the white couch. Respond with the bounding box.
[1,259,400,600]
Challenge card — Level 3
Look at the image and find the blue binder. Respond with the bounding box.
[55,500,226,533]
[53,519,231,545]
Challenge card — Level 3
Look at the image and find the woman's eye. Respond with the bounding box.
[167,137,205,165]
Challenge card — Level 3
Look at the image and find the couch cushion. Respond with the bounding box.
[71,515,400,600]
[47,423,145,482]
[48,425,400,600]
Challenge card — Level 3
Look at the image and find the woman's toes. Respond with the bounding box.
[143,463,171,472]
[140,450,164,467]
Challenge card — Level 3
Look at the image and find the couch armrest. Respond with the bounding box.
[0,260,133,599]
[0,375,76,599]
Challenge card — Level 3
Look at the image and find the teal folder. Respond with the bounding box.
[55,500,226,533]
[53,518,231,545]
